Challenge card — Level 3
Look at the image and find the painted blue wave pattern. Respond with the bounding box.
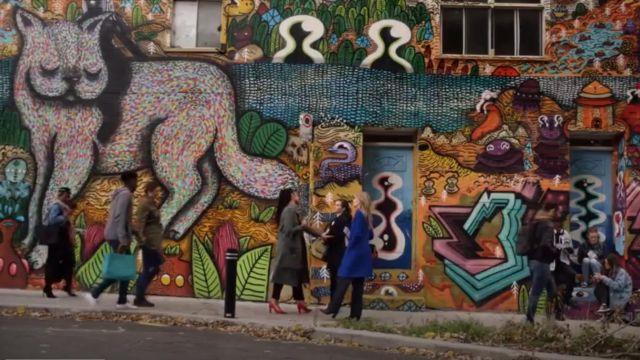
[230,63,638,132]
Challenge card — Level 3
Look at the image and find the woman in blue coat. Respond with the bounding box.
[322,192,374,320]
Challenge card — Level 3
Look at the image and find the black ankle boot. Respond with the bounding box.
[43,288,56,298]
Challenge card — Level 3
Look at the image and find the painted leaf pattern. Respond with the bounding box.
[236,245,272,301]
[238,111,262,152]
[250,122,287,158]
[191,236,222,299]
[258,206,275,223]
[75,242,112,289]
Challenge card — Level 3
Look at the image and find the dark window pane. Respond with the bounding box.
[442,8,463,54]
[465,8,489,54]
[519,9,541,56]
[495,0,540,3]
[494,9,514,55]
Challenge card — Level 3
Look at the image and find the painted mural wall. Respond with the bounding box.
[0,0,638,314]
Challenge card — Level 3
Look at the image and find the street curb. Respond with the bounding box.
[312,327,603,360]
[1,304,605,360]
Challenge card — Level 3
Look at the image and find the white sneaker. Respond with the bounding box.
[115,302,138,310]
[597,305,611,313]
[83,293,97,306]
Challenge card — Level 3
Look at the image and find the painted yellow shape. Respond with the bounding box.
[220,0,255,48]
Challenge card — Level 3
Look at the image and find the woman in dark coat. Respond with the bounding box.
[324,199,352,300]
[322,192,374,320]
[43,187,76,298]
[269,188,325,314]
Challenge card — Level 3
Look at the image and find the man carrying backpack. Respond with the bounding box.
[522,202,559,323]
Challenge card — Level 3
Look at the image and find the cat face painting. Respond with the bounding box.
[15,9,111,103]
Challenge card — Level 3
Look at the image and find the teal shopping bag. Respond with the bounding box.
[101,253,137,281]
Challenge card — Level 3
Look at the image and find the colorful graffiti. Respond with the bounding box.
[0,0,638,313]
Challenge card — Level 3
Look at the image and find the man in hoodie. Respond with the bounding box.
[83,171,138,309]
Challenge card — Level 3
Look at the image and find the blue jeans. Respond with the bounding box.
[91,240,130,304]
[135,245,163,300]
[582,258,602,284]
[527,259,556,321]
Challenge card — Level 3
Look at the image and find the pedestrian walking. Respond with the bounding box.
[269,188,326,315]
[42,187,76,298]
[525,203,559,323]
[322,191,374,321]
[83,171,138,309]
[133,181,164,307]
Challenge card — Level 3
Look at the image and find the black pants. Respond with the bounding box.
[44,237,75,292]
[553,261,576,306]
[327,264,339,300]
[135,246,163,300]
[595,282,610,307]
[326,277,365,319]
[272,283,304,301]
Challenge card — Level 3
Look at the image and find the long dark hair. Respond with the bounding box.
[605,253,622,276]
[338,199,352,220]
[276,188,294,225]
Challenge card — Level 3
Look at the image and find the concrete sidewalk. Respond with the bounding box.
[0,289,635,359]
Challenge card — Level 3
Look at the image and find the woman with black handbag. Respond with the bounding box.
[42,187,76,298]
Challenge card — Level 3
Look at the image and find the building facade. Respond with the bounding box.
[0,0,638,315]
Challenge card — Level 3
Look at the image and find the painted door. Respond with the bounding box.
[363,145,414,269]
[570,149,614,249]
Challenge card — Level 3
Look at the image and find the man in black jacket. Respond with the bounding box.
[526,203,559,323]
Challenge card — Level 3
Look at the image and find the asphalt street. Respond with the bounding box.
[0,317,423,360]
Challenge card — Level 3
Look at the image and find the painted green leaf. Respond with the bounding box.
[250,202,260,220]
[236,245,272,301]
[404,46,416,62]
[354,15,365,35]
[239,236,251,252]
[132,5,145,27]
[258,206,276,223]
[422,222,436,238]
[334,16,347,37]
[250,122,287,158]
[74,212,86,229]
[32,0,47,11]
[203,235,213,255]
[269,24,283,57]
[238,111,262,152]
[73,233,82,271]
[75,242,112,289]
[337,40,354,65]
[429,217,446,237]
[353,48,367,66]
[412,53,424,73]
[66,2,80,21]
[191,235,222,299]
[518,284,528,314]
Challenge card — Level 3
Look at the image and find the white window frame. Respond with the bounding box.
[167,0,223,52]
[439,0,546,59]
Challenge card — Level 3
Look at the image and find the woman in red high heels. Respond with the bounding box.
[269,188,327,314]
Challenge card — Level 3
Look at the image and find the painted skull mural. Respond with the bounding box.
[0,0,638,315]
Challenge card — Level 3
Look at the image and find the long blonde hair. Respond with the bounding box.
[354,191,373,229]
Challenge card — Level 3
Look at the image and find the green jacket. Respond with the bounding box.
[135,197,163,250]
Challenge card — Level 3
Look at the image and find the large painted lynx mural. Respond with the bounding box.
[0,0,638,316]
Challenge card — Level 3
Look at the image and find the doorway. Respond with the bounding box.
[570,146,614,250]
[363,132,415,270]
